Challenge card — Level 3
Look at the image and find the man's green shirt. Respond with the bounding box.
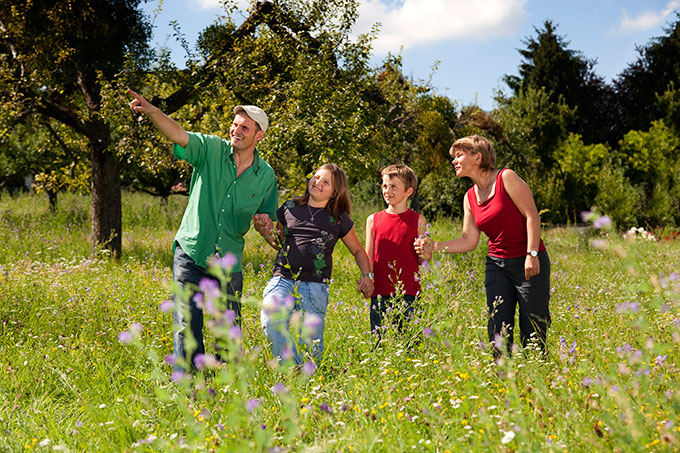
[173,132,278,271]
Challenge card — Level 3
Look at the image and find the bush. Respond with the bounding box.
[594,163,642,229]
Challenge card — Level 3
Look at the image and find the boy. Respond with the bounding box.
[365,164,428,342]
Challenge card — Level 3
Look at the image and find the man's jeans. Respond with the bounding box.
[172,244,243,372]
[260,276,329,365]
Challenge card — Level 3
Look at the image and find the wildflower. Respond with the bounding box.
[303,314,322,331]
[194,353,220,370]
[580,210,592,222]
[229,325,243,341]
[501,430,515,444]
[117,331,134,344]
[246,399,261,412]
[224,309,237,326]
[159,299,174,313]
[590,239,608,250]
[302,361,317,376]
[170,371,187,382]
[423,327,433,338]
[164,354,177,365]
[615,301,640,313]
[199,278,221,302]
[271,383,287,395]
[653,355,667,367]
[581,377,593,387]
[320,402,332,414]
[592,215,611,229]
[213,253,237,270]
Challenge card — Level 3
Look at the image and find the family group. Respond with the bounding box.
[128,90,551,374]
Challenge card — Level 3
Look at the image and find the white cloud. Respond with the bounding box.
[619,1,679,33]
[354,0,527,55]
[192,0,250,12]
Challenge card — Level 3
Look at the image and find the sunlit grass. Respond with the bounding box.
[0,191,678,451]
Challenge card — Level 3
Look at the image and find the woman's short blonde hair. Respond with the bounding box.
[449,135,496,171]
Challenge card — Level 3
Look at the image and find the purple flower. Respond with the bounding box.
[246,398,261,412]
[582,377,593,387]
[117,331,133,344]
[423,327,433,338]
[213,253,237,270]
[669,272,679,282]
[199,278,221,303]
[271,383,286,395]
[615,301,640,313]
[320,402,332,414]
[303,314,322,330]
[281,347,294,361]
[224,309,237,326]
[593,215,611,229]
[580,210,592,223]
[302,361,317,376]
[654,355,667,367]
[194,353,220,370]
[159,299,174,313]
[171,371,187,382]
[229,325,242,341]
[164,354,177,365]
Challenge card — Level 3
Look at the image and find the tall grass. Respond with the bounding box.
[0,191,678,451]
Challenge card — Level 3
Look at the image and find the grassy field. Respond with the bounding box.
[0,191,678,452]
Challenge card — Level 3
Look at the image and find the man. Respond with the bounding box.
[128,89,277,372]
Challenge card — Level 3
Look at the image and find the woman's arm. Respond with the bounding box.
[431,196,481,256]
[365,214,375,273]
[342,227,374,298]
[502,169,541,280]
[416,213,428,264]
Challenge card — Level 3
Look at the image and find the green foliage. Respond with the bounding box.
[503,20,609,144]
[593,163,642,229]
[495,86,573,170]
[614,13,680,137]
[618,120,680,226]
[556,133,611,186]
[2,192,680,450]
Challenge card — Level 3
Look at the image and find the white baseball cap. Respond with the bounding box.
[233,105,269,133]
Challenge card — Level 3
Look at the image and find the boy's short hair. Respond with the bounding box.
[381,164,418,197]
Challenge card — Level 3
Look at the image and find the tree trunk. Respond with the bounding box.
[47,189,58,212]
[90,142,122,259]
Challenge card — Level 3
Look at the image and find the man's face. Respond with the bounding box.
[230,112,264,151]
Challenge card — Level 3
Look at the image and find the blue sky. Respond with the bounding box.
[141,0,680,111]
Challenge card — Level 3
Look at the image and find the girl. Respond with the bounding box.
[260,164,374,366]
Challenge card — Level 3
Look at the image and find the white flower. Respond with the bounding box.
[501,430,516,444]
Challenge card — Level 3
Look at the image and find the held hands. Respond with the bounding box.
[524,255,540,280]
[357,276,374,299]
[414,237,434,261]
[252,214,275,241]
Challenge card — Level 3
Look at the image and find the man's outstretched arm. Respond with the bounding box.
[128,88,190,148]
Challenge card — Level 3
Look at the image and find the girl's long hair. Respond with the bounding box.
[294,164,351,221]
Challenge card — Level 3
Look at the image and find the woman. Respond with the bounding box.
[416,135,550,355]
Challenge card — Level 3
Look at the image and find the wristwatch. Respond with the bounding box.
[527,250,538,257]
[363,272,374,280]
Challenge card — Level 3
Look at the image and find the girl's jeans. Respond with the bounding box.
[260,276,330,365]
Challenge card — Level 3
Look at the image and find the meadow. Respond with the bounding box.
[0,191,678,452]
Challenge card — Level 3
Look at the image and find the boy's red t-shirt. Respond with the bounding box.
[371,208,421,297]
